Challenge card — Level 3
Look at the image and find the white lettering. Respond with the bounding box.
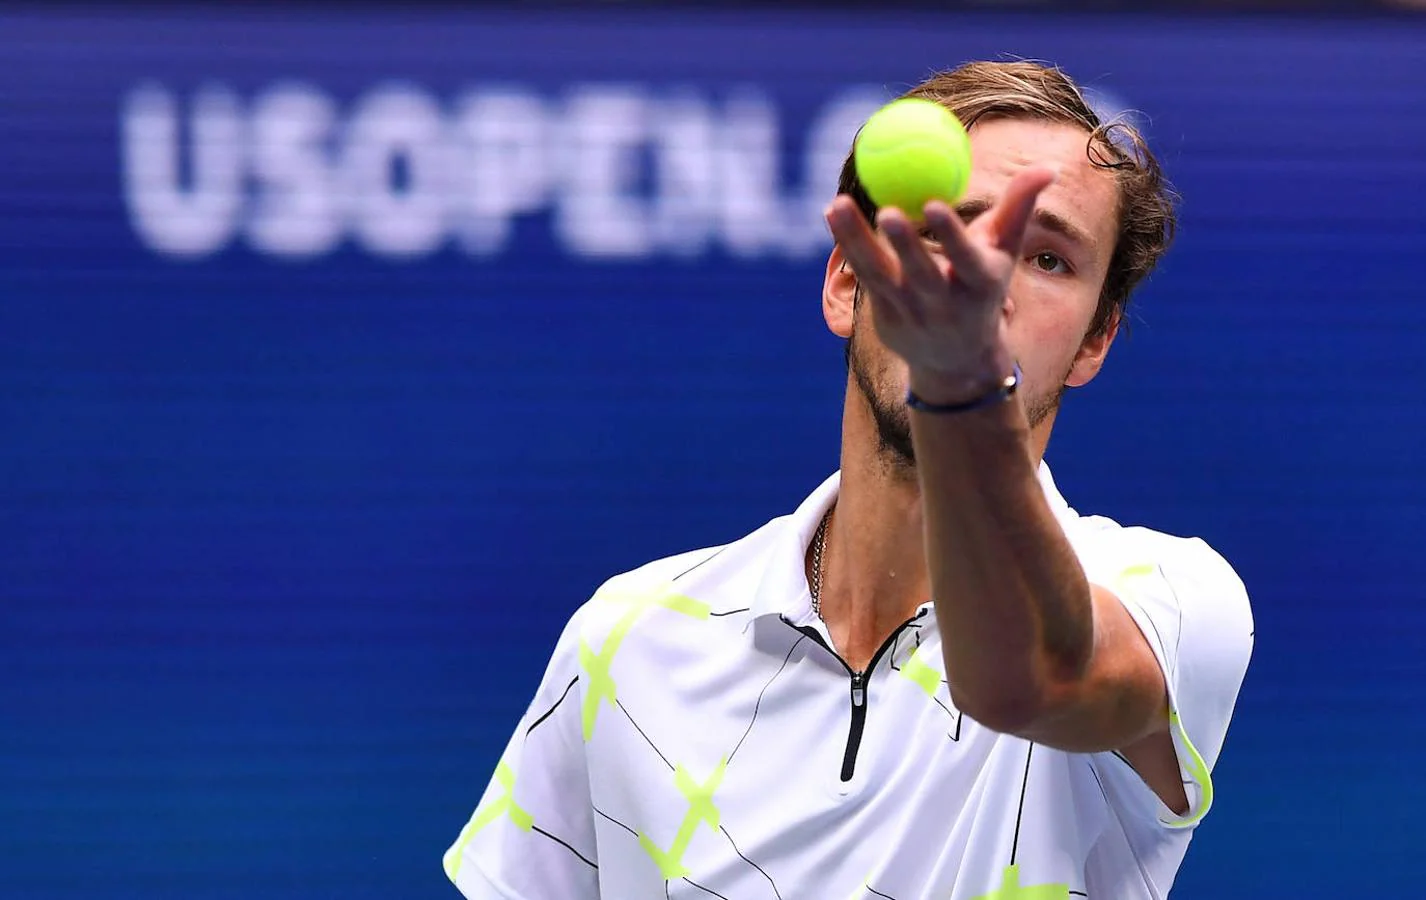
[716,89,787,259]
[343,85,449,258]
[246,83,341,258]
[786,88,889,258]
[452,88,552,256]
[556,87,650,259]
[122,84,243,258]
[648,92,718,258]
[120,81,928,265]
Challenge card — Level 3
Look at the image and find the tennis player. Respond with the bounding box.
[444,60,1253,899]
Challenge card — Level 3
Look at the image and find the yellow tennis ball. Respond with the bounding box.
[853,98,972,219]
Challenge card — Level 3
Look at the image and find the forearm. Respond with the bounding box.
[908,385,1094,729]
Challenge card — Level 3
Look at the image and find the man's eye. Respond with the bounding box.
[1032,252,1070,274]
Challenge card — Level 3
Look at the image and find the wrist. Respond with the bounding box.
[907,349,1017,408]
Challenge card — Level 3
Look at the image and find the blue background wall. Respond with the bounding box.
[2,7,1423,897]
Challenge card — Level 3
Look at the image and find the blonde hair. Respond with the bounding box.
[837,61,1178,337]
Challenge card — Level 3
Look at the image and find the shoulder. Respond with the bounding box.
[1069,514,1251,624]
[563,512,791,639]
[562,545,725,636]
[1072,514,1254,752]
[1066,512,1255,729]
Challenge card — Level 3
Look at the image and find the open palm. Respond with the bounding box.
[824,166,1057,401]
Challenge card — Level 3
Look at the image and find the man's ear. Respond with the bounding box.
[824,245,857,340]
[1066,308,1121,388]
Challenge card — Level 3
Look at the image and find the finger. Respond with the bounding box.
[922,201,995,290]
[825,195,901,298]
[986,166,1058,254]
[877,207,947,305]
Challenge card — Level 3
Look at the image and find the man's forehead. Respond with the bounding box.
[962,119,1119,248]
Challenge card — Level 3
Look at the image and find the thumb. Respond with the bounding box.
[987,166,1058,254]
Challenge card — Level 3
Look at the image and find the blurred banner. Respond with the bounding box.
[121,77,874,263]
[2,6,1424,900]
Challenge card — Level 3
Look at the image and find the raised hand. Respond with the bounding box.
[823,166,1057,404]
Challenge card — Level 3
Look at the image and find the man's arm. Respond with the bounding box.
[906,394,1174,762]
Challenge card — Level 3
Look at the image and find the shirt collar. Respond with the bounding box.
[750,462,1076,621]
[1036,459,1077,523]
[749,471,839,621]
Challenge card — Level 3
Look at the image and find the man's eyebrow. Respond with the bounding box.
[942,197,1096,250]
[954,197,994,223]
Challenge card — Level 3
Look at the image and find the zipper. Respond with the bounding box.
[784,610,927,782]
[842,671,867,781]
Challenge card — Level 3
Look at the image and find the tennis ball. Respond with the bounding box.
[853,98,972,220]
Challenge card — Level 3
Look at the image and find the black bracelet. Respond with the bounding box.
[905,362,1022,415]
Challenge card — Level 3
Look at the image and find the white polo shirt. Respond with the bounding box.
[445,464,1253,899]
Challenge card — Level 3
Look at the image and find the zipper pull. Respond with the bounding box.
[851,672,865,707]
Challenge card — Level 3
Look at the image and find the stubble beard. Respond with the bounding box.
[847,326,1065,474]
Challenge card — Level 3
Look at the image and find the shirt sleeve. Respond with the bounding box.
[1078,523,1255,830]
[443,612,599,898]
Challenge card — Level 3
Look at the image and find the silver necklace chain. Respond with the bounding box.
[810,509,831,619]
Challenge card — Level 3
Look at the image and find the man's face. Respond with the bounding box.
[847,117,1121,468]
